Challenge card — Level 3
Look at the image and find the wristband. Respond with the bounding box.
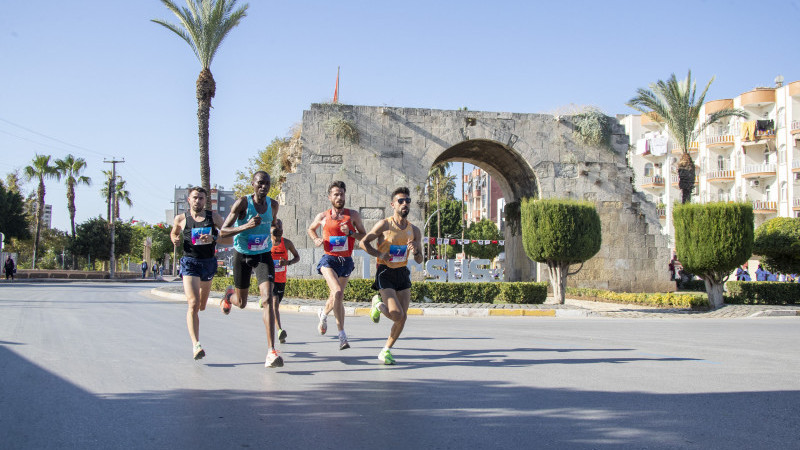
[348,229,355,237]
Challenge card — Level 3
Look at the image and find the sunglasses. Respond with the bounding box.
[396,197,412,205]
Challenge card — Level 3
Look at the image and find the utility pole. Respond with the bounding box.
[170,192,182,276]
[104,158,124,279]
[461,162,466,259]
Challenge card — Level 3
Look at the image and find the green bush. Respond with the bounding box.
[567,287,708,309]
[211,276,547,304]
[215,266,228,277]
[753,217,800,275]
[725,281,800,305]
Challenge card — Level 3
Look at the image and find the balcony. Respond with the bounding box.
[792,120,800,135]
[671,174,699,186]
[793,198,800,211]
[742,163,777,178]
[670,141,699,154]
[640,112,662,130]
[655,207,666,218]
[706,133,735,148]
[706,169,736,182]
[705,99,734,115]
[741,88,775,107]
[789,80,800,98]
[752,200,777,214]
[638,175,665,190]
[793,160,800,173]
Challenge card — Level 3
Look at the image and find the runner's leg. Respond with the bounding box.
[320,268,348,332]
[183,275,202,345]
[382,288,411,349]
[260,280,276,349]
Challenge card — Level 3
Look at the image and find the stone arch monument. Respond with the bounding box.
[279,103,674,292]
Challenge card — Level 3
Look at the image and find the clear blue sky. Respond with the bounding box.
[2,0,799,231]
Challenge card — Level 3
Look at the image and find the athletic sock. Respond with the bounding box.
[382,346,390,353]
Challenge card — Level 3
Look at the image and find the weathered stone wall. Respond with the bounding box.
[278,103,674,293]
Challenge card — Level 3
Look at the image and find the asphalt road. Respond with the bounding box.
[1,282,798,449]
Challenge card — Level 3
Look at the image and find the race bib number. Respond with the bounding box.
[247,234,269,252]
[191,226,212,245]
[388,244,408,263]
[329,235,348,252]
[273,259,286,273]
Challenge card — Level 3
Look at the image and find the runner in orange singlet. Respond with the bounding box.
[307,181,367,350]
[267,219,300,343]
[361,187,423,365]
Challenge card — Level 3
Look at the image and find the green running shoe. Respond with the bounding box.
[370,294,382,323]
[378,348,395,365]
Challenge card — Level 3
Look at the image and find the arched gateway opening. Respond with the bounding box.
[432,139,539,281]
[280,103,674,292]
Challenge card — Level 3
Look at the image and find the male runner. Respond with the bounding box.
[307,181,367,350]
[360,187,423,365]
[267,219,300,343]
[169,186,226,360]
[219,171,283,368]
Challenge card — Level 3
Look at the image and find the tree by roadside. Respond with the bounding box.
[152,0,249,202]
[71,217,132,270]
[753,217,800,275]
[0,181,31,241]
[673,202,753,309]
[627,71,746,204]
[521,198,602,304]
[55,154,91,238]
[465,218,502,261]
[23,154,59,269]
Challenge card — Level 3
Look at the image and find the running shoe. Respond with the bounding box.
[370,294,382,323]
[193,342,205,360]
[221,286,233,315]
[278,328,288,344]
[258,297,264,309]
[317,308,328,335]
[265,349,284,368]
[339,333,350,350]
[378,348,395,365]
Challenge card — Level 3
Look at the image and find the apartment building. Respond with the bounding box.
[463,167,505,231]
[620,78,800,244]
[165,185,236,224]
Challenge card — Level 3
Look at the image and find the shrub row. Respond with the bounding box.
[725,281,800,305]
[566,287,708,309]
[211,276,547,304]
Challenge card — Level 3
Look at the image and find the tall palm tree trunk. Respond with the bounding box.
[677,152,696,204]
[67,181,76,237]
[32,179,45,269]
[197,68,216,206]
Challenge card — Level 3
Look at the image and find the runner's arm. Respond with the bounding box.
[220,197,258,238]
[281,238,301,267]
[360,219,390,260]
[170,214,184,246]
[307,212,326,247]
[409,225,424,264]
[271,198,280,228]
[212,212,233,246]
[348,210,367,240]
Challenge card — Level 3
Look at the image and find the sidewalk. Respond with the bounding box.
[150,283,800,319]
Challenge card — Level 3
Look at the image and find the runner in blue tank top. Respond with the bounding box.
[220,171,284,368]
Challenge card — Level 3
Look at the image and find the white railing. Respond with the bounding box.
[706,134,735,146]
[670,174,699,184]
[752,200,777,211]
[792,120,800,132]
[793,160,800,170]
[742,163,777,175]
[706,169,736,180]
[794,198,800,208]
[639,175,665,187]
[655,207,666,217]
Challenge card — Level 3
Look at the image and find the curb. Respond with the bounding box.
[750,310,800,317]
[148,288,586,318]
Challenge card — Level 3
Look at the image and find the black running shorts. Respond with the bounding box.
[372,264,412,292]
[232,250,274,289]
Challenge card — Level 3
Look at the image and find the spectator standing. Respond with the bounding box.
[4,256,16,281]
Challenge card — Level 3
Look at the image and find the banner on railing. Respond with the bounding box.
[426,238,504,246]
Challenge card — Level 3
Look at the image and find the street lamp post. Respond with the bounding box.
[422,209,440,271]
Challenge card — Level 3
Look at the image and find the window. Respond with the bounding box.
[644,163,654,177]
[219,206,225,212]
[717,155,725,170]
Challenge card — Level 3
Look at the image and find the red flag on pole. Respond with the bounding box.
[333,67,340,103]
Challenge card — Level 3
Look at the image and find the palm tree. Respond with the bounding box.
[152,0,249,201]
[23,154,59,269]
[627,70,747,204]
[101,171,132,220]
[55,154,91,238]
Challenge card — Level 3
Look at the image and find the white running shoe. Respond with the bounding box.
[317,308,328,335]
[339,332,350,350]
[265,350,283,368]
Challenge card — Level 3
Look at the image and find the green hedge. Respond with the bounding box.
[725,281,800,305]
[211,276,547,304]
[566,287,708,309]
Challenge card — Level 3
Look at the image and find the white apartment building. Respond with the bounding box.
[620,78,800,245]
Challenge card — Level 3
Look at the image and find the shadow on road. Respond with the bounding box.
[2,344,796,449]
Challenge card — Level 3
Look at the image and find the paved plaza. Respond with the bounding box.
[1,282,798,449]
